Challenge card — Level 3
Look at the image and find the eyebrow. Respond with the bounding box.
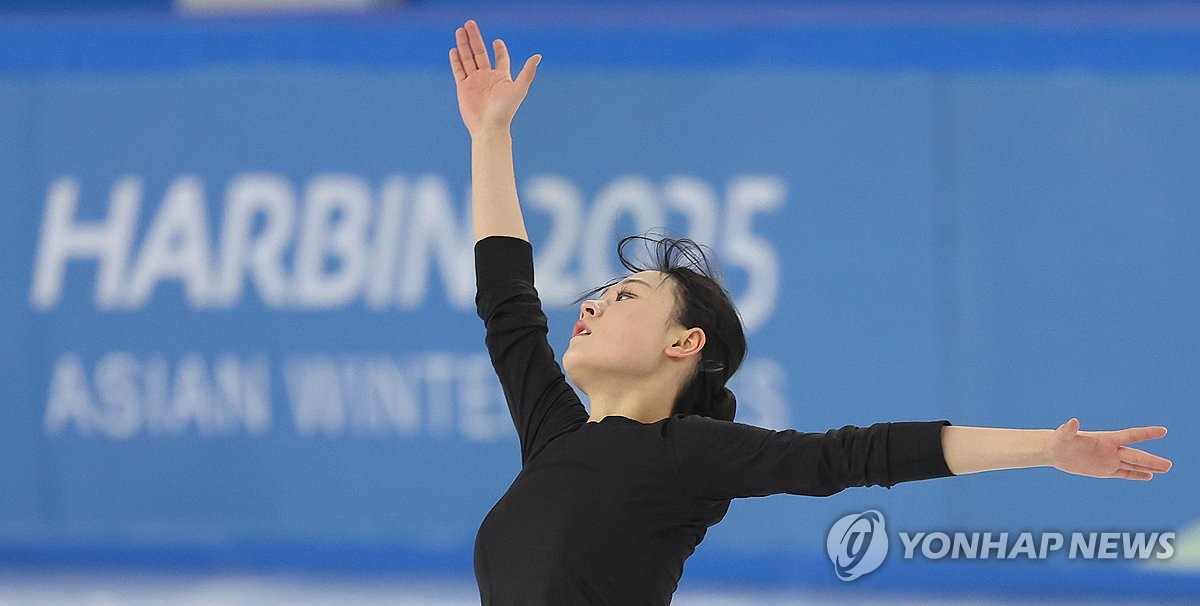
[600,277,654,299]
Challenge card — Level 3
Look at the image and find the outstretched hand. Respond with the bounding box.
[449,20,542,136]
[1047,418,1173,480]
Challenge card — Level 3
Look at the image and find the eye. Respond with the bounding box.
[615,289,634,301]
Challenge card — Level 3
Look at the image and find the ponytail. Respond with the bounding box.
[673,360,737,422]
[713,386,737,423]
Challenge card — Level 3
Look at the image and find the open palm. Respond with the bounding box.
[1048,418,1173,480]
[449,20,541,136]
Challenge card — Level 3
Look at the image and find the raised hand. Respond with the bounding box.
[449,20,542,137]
[1047,418,1173,480]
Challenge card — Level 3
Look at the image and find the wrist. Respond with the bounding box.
[471,123,513,142]
[1039,429,1057,468]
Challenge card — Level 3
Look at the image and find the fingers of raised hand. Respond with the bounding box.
[455,27,477,73]
[514,54,542,92]
[466,20,492,71]
[494,39,511,78]
[1118,445,1173,473]
[449,48,467,82]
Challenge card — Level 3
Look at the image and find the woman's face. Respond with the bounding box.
[562,270,685,387]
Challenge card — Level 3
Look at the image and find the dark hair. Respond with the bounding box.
[574,232,747,422]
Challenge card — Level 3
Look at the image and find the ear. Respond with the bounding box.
[665,327,706,360]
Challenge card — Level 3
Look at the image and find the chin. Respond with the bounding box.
[562,352,588,387]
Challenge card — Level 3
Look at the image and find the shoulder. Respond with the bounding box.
[662,413,776,445]
[661,412,722,433]
[663,412,762,430]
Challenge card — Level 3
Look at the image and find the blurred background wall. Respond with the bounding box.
[0,0,1197,602]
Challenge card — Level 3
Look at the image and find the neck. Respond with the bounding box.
[583,372,681,424]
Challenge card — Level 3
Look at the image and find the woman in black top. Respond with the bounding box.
[449,19,1173,605]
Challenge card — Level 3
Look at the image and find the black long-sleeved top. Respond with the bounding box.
[472,235,954,605]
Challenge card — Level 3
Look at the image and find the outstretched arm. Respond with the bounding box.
[941,419,1173,480]
[450,19,542,243]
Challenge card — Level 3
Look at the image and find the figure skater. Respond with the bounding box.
[448,19,1173,605]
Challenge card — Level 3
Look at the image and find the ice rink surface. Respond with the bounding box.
[0,571,1171,606]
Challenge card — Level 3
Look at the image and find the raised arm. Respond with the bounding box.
[941,418,1173,480]
[450,19,541,243]
[453,22,587,464]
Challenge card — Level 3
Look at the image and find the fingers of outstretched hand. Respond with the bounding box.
[494,39,511,78]
[515,54,542,92]
[1114,468,1154,481]
[1058,417,1081,433]
[449,48,467,82]
[455,27,477,73]
[466,20,492,71]
[1118,446,1173,472]
[1118,425,1168,445]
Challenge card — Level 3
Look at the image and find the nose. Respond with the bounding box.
[580,298,606,318]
